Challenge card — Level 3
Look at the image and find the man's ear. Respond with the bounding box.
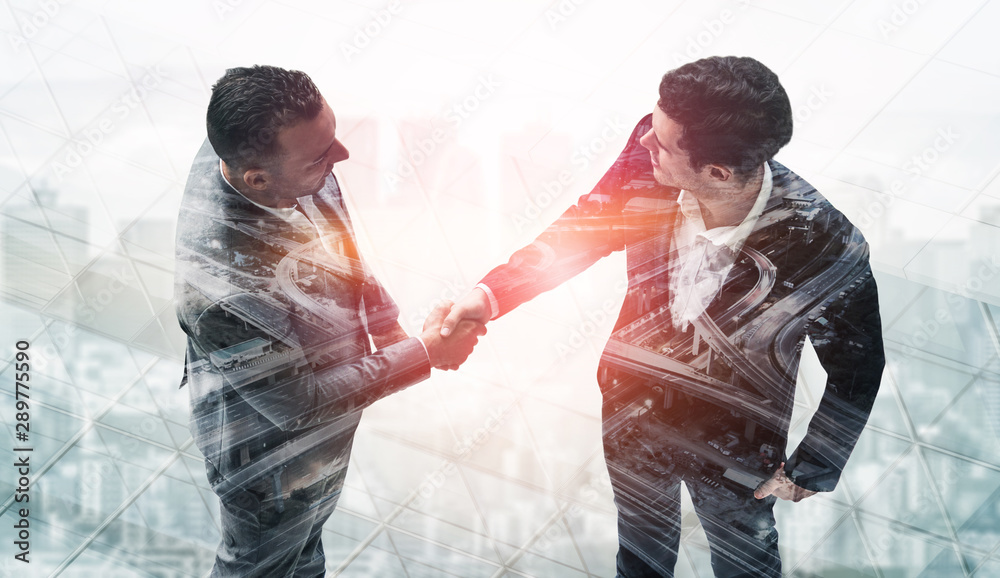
[243,168,270,192]
[708,164,732,182]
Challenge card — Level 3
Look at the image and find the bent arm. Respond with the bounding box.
[788,256,886,492]
[188,297,429,432]
[476,115,661,319]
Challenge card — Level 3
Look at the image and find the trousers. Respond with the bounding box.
[603,394,782,577]
[207,461,346,577]
[610,466,781,577]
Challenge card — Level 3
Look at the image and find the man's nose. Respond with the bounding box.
[329,139,350,163]
[638,129,656,151]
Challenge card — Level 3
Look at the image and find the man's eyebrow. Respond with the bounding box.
[311,117,339,162]
[313,136,337,162]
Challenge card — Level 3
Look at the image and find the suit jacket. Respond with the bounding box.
[175,140,429,499]
[481,115,885,492]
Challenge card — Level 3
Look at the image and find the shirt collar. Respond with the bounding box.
[676,162,773,252]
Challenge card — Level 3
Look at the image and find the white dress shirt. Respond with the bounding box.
[668,163,772,331]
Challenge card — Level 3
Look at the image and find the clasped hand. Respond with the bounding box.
[420,300,487,370]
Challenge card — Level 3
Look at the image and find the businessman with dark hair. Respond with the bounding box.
[176,65,485,576]
[442,56,885,576]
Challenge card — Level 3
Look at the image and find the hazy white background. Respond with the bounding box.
[2,0,1000,576]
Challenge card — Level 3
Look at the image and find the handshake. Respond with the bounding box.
[417,289,492,371]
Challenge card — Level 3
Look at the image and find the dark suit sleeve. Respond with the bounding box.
[362,274,404,336]
[481,116,655,316]
[787,250,886,492]
[188,295,430,433]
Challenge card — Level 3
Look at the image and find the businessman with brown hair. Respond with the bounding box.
[441,56,885,576]
[176,65,485,576]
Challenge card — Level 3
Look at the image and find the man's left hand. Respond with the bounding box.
[754,462,817,502]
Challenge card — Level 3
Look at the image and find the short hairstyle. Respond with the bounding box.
[206,65,324,172]
[658,56,793,177]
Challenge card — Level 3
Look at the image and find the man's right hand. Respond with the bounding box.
[754,462,817,503]
[440,288,491,337]
[421,301,487,370]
